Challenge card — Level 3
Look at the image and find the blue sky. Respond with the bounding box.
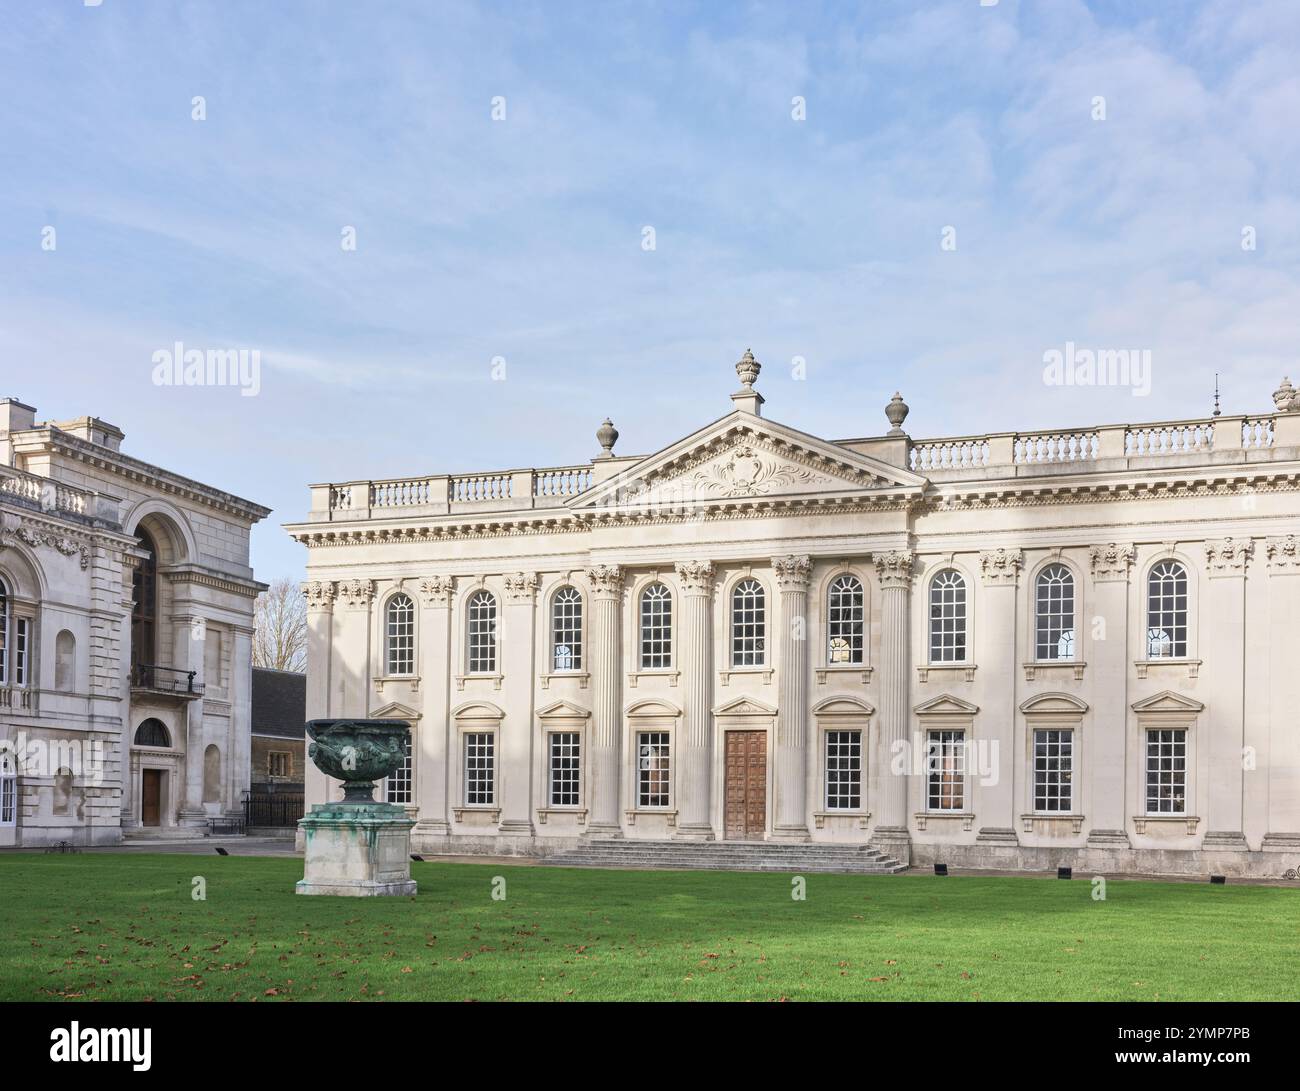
[2,0,1297,581]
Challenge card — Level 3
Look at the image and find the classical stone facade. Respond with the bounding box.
[288,356,1300,876]
[0,400,269,846]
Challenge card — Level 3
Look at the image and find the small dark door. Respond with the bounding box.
[724,731,767,840]
[141,770,162,827]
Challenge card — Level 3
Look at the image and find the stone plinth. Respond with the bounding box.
[296,802,417,897]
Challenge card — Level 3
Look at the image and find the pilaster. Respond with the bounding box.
[586,565,624,836]
[870,549,913,862]
[975,548,1020,846]
[770,555,811,841]
[301,580,335,811]
[414,576,453,838]
[498,572,538,834]
[1085,544,1133,847]
[674,560,715,839]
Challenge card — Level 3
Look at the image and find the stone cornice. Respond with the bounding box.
[286,462,1300,549]
[1204,537,1254,577]
[160,563,267,598]
[674,560,714,594]
[980,548,1022,586]
[772,554,812,591]
[24,426,272,524]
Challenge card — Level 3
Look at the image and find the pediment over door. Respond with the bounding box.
[571,412,926,515]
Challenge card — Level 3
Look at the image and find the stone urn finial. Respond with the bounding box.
[1274,376,1298,412]
[596,417,619,458]
[885,391,909,436]
[735,348,761,389]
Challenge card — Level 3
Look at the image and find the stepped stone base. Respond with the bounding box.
[542,838,907,874]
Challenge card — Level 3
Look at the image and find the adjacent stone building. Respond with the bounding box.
[287,356,1300,875]
[0,399,269,845]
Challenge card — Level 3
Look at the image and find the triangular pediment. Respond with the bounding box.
[913,694,980,716]
[572,411,926,514]
[713,696,779,717]
[369,700,421,721]
[1131,690,1204,713]
[537,699,590,720]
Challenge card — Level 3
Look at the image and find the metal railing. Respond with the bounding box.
[131,663,204,696]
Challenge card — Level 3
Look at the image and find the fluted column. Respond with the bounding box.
[772,555,812,841]
[675,561,715,839]
[871,550,913,862]
[586,565,624,836]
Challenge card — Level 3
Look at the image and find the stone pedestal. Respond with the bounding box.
[297,802,417,897]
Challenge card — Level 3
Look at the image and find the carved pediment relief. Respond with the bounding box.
[572,415,925,514]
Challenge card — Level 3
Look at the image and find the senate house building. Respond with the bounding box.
[0,399,268,846]
[288,354,1300,876]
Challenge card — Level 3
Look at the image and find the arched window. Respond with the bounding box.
[827,575,864,664]
[131,528,158,668]
[639,583,672,669]
[551,586,583,672]
[467,591,497,674]
[55,630,76,691]
[731,578,766,667]
[385,593,415,675]
[928,569,967,662]
[0,750,16,827]
[0,576,8,685]
[133,718,171,748]
[1147,561,1188,658]
[1034,564,1075,661]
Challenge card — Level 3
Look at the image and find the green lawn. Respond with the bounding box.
[1,853,1296,1001]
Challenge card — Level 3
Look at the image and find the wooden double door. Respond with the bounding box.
[724,731,767,840]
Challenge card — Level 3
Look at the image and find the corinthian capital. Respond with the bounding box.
[301,580,335,610]
[772,554,812,591]
[586,564,623,599]
[1204,537,1253,577]
[503,571,539,603]
[1266,534,1300,573]
[674,560,714,594]
[980,547,1022,587]
[418,575,455,607]
[873,550,914,590]
[1090,543,1135,582]
[335,579,374,608]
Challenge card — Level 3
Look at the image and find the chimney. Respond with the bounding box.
[0,398,37,434]
[52,415,125,452]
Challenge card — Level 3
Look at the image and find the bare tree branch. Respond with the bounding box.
[253,576,307,673]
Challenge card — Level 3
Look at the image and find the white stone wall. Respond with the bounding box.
[0,405,267,846]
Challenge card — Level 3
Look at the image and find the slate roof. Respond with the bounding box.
[251,668,307,739]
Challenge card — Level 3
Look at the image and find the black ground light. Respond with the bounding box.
[1057,866,1072,879]
[934,863,948,876]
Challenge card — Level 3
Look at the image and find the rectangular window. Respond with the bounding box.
[824,730,862,810]
[1145,729,1187,814]
[548,732,581,807]
[926,729,965,811]
[268,751,291,779]
[0,775,14,826]
[636,731,670,808]
[464,732,495,806]
[386,732,412,804]
[1032,729,1073,812]
[14,618,29,687]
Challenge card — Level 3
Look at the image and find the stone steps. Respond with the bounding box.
[543,838,908,874]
